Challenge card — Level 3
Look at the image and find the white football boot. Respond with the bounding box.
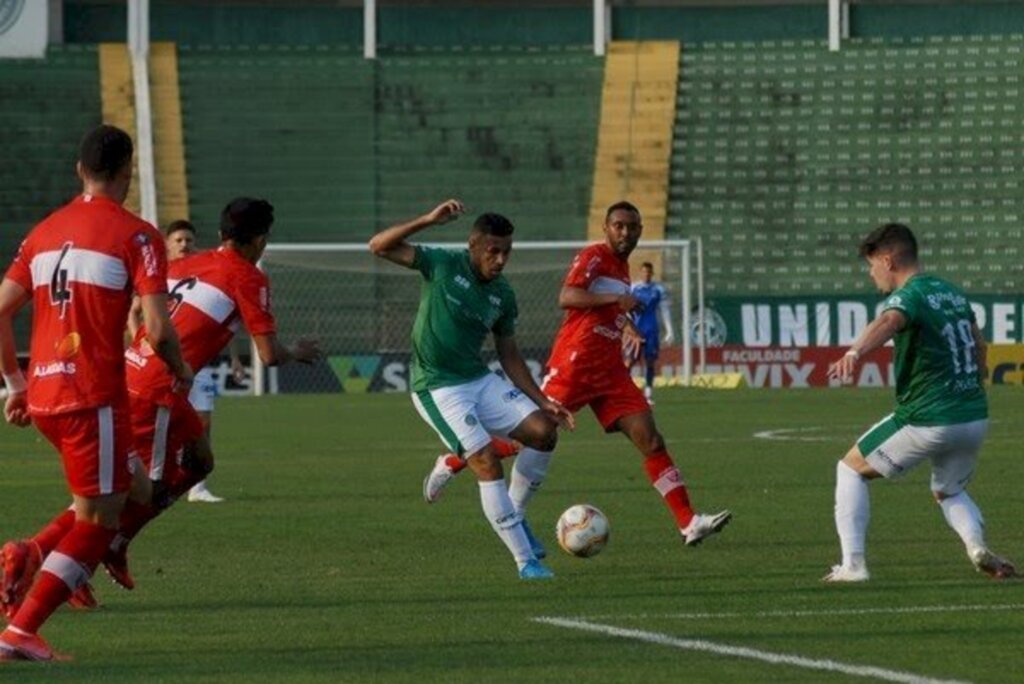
[681,510,732,546]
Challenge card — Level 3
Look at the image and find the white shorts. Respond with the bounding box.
[411,372,540,456]
[188,366,218,413]
[856,414,988,495]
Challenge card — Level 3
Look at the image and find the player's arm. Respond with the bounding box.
[658,298,675,344]
[139,293,193,389]
[126,294,144,339]
[228,336,246,383]
[494,333,574,430]
[828,308,907,382]
[971,322,988,379]
[558,286,638,313]
[251,334,321,367]
[0,278,31,426]
[368,199,465,268]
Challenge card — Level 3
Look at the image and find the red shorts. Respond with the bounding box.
[129,392,204,483]
[33,399,134,497]
[542,361,650,432]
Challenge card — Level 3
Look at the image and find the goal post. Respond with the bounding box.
[252,239,704,395]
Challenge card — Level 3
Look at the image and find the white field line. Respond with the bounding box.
[753,426,836,442]
[575,603,1024,622]
[533,616,970,684]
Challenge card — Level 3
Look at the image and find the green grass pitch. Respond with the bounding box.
[1,387,1022,682]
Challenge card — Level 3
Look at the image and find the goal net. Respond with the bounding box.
[253,240,702,394]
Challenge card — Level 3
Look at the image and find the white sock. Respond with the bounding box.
[834,461,869,568]
[478,480,534,569]
[508,448,552,516]
[940,491,986,555]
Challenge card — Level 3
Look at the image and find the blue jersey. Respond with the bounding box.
[631,281,667,334]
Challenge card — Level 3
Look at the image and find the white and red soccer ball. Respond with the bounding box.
[556,504,610,558]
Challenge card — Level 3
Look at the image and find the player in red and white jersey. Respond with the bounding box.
[421,202,732,549]
[0,125,191,662]
[101,197,320,591]
[543,201,731,546]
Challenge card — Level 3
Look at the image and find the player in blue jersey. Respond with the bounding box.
[630,262,674,404]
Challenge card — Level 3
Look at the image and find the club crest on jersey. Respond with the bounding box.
[464,413,479,426]
[453,275,471,290]
[488,295,502,307]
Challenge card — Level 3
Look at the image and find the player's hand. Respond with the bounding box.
[291,337,322,364]
[540,398,575,431]
[172,363,195,394]
[3,391,31,427]
[424,199,465,226]
[663,330,676,345]
[622,326,645,361]
[230,357,246,384]
[828,349,860,384]
[616,294,640,312]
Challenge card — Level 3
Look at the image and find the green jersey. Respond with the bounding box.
[409,246,518,392]
[882,273,987,426]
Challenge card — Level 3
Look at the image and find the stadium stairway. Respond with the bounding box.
[98,43,142,215]
[589,41,678,244]
[150,42,190,226]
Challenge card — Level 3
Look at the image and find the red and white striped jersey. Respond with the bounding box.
[4,194,167,415]
[125,247,276,403]
[546,242,632,376]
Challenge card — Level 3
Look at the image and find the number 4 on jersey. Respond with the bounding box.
[49,242,73,319]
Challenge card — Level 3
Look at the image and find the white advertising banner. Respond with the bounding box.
[0,1,47,58]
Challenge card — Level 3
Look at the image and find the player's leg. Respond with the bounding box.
[613,408,731,546]
[930,420,1016,579]
[642,337,659,404]
[825,415,927,582]
[1,404,132,661]
[104,400,210,590]
[1,503,76,619]
[187,368,223,503]
[411,381,549,578]
[422,437,520,504]
[476,374,561,560]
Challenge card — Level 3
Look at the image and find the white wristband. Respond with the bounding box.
[844,349,860,360]
[3,371,27,395]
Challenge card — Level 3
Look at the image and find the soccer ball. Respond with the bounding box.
[556,504,610,558]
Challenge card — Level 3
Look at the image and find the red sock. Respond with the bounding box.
[445,438,519,474]
[31,508,76,556]
[12,521,115,634]
[643,450,695,529]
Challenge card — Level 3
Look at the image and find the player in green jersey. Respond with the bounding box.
[369,199,574,580]
[824,223,1016,582]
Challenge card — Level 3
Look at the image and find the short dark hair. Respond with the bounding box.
[165,219,196,237]
[471,213,514,238]
[605,201,640,221]
[641,261,654,270]
[220,198,274,245]
[859,223,918,264]
[79,124,133,182]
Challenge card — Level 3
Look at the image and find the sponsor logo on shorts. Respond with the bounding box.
[503,389,523,402]
[874,448,903,474]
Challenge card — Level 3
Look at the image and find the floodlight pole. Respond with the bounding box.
[828,0,849,52]
[364,0,377,60]
[593,0,608,57]
[127,0,158,224]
